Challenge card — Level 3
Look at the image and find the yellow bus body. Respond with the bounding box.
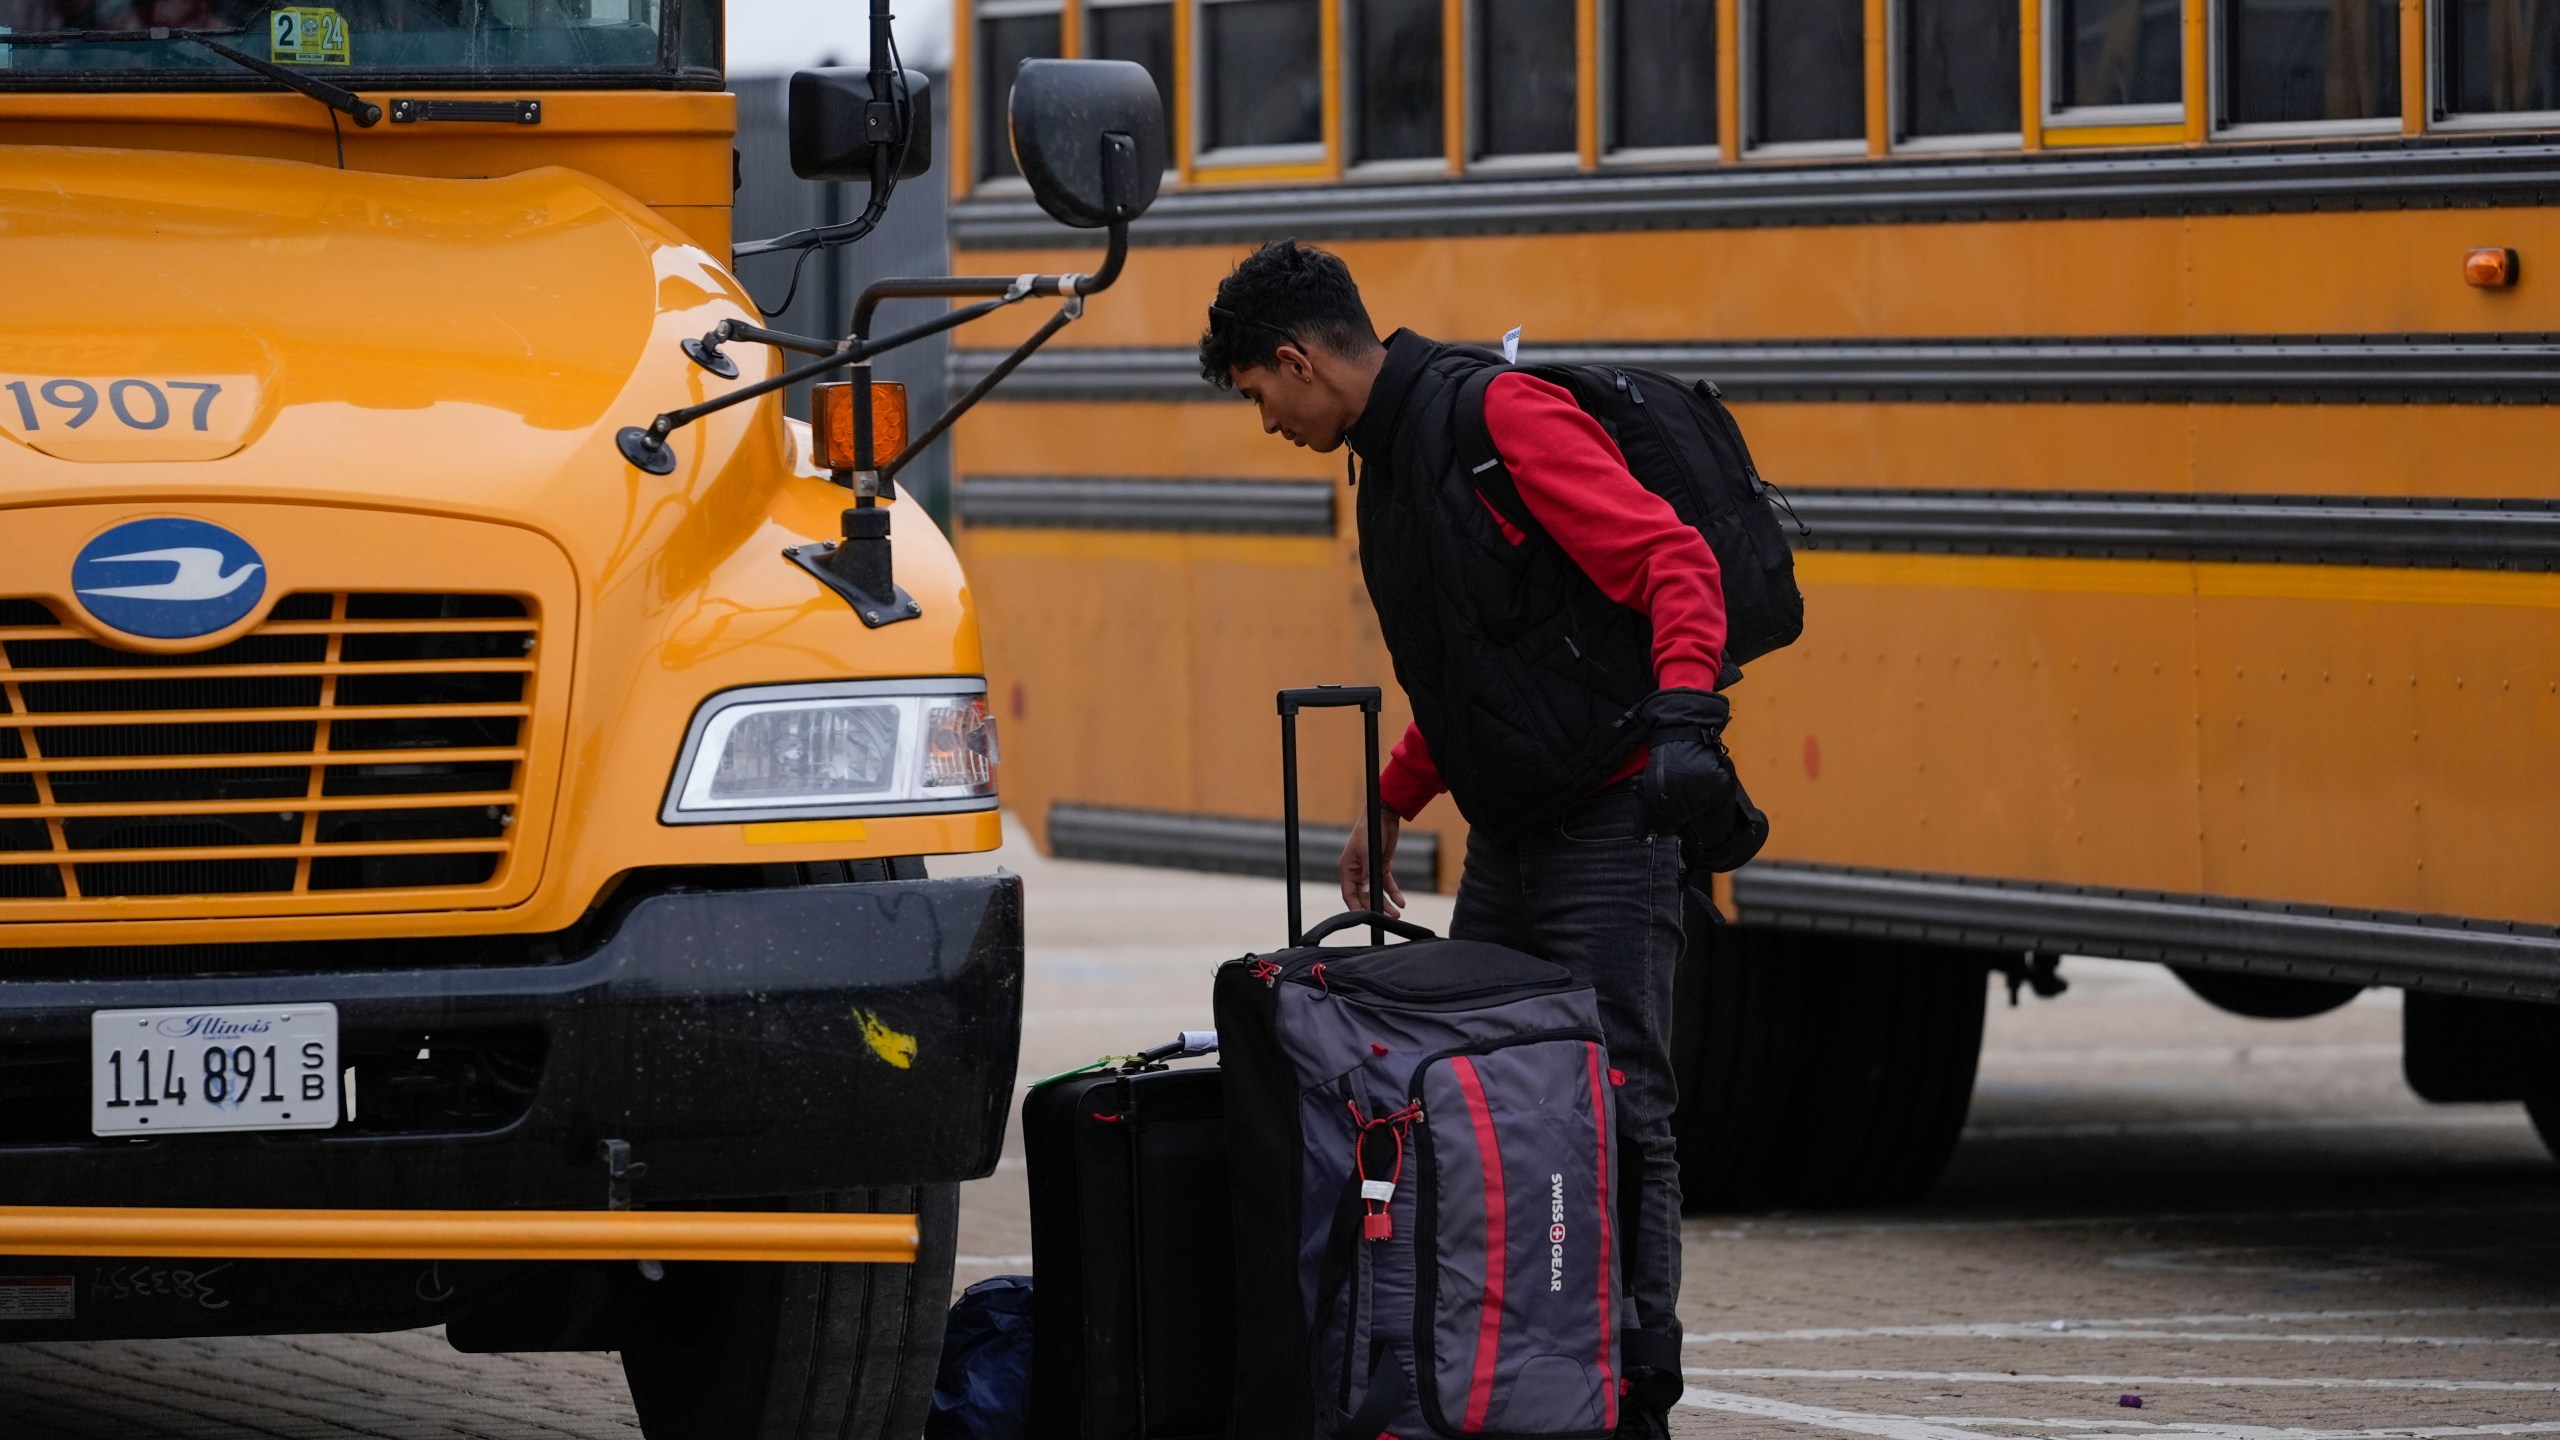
[946,0,2560,998]
[0,98,1002,952]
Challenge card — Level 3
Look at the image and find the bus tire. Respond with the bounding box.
[621,1184,959,1440]
[1673,913,1989,1210]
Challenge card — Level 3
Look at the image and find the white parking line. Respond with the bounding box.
[1962,1114,2528,1141]
[1679,1390,2560,1440]
[1679,1386,1992,1440]
[1684,1367,2560,1393]
[1974,1044,2400,1067]
[1685,1304,2560,1345]
[1928,1419,2560,1439]
[1697,1202,2559,1238]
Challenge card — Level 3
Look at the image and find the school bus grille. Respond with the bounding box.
[0,594,538,903]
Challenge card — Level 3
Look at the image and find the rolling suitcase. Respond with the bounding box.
[1024,1032,1233,1440]
[1216,687,1628,1440]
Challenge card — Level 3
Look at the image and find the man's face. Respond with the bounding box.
[1230,348,1350,453]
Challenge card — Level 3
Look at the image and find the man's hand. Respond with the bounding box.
[1338,812,1407,918]
[1636,688,1740,831]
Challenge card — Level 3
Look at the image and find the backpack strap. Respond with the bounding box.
[1335,1348,1413,1440]
[1453,364,1542,544]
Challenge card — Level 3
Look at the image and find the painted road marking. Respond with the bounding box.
[1691,1327,2556,1348]
[1926,1419,2560,1439]
[1974,1044,2400,1067]
[1680,1386,1995,1440]
[1963,1114,2529,1141]
[1684,1391,2560,1440]
[1685,1368,2560,1393]
[1685,1303,2560,1344]
[1691,1202,2560,1238]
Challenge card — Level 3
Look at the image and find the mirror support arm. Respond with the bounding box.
[619,222,1130,475]
[870,221,1127,483]
[882,295,1080,484]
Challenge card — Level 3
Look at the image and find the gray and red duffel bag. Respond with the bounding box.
[1215,687,1629,1440]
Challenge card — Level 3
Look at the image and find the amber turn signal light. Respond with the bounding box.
[2464,247,2519,288]
[812,381,910,471]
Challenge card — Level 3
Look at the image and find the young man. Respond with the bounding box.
[1199,239,1763,1440]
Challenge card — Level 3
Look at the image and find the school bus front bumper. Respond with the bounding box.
[0,871,1025,1212]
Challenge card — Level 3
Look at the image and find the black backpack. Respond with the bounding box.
[1456,362,1806,671]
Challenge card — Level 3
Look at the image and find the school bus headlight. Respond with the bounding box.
[661,681,998,824]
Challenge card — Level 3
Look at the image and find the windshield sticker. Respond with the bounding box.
[270,7,350,65]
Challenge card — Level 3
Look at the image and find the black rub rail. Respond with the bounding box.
[949,334,2560,406]
[953,136,2560,249]
[1735,862,2560,1001]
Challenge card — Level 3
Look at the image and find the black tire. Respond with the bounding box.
[1672,908,1989,1210]
[2172,966,2363,1020]
[621,1184,960,1440]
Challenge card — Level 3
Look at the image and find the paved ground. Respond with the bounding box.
[3,825,2555,1438]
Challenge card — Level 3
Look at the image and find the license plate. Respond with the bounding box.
[91,1004,339,1136]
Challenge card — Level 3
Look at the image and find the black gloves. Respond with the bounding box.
[1635,688,1769,872]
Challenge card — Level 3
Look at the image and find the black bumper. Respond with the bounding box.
[0,873,1024,1209]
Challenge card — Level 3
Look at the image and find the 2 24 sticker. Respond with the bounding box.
[270,7,350,65]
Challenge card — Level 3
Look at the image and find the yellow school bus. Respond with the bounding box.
[948,0,2560,1205]
[0,5,1155,1430]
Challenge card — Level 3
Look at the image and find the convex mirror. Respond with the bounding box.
[790,67,936,183]
[1008,58,1164,229]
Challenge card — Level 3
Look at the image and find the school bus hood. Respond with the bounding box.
[0,144,750,494]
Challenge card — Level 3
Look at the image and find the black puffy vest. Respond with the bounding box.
[1349,332,1656,838]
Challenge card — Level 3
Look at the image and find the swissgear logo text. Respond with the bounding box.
[1548,1173,1566,1291]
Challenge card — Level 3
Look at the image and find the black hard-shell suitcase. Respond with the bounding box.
[1024,1033,1233,1440]
[1024,685,1407,1440]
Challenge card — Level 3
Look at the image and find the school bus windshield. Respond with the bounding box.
[0,0,716,85]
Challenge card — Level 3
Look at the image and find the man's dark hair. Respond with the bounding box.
[1197,239,1381,389]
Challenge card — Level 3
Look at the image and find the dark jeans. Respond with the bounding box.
[1447,784,1687,1372]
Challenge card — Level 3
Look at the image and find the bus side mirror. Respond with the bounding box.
[790,67,935,183]
[1009,58,1163,229]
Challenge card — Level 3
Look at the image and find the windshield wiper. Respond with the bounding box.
[0,27,381,127]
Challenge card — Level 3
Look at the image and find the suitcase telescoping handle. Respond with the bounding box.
[1278,685,1385,948]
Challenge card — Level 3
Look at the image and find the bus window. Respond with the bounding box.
[1088,0,1178,167]
[1199,0,1324,159]
[978,0,1063,180]
[2220,0,2399,131]
[1608,0,1719,156]
[2048,0,2182,121]
[1746,0,1865,152]
[2439,0,2560,123]
[1900,0,2022,145]
[1474,0,1579,162]
[1351,0,1447,166]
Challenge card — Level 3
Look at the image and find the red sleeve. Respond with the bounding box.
[1481,372,1726,691]
[1378,721,1444,821]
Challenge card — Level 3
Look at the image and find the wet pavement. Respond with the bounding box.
[2,824,2553,1437]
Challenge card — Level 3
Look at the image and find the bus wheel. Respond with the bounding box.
[1671,911,1989,1210]
[621,1184,959,1440]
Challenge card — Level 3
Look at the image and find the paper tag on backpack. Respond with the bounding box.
[1360,1179,1395,1202]
[1501,326,1522,364]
